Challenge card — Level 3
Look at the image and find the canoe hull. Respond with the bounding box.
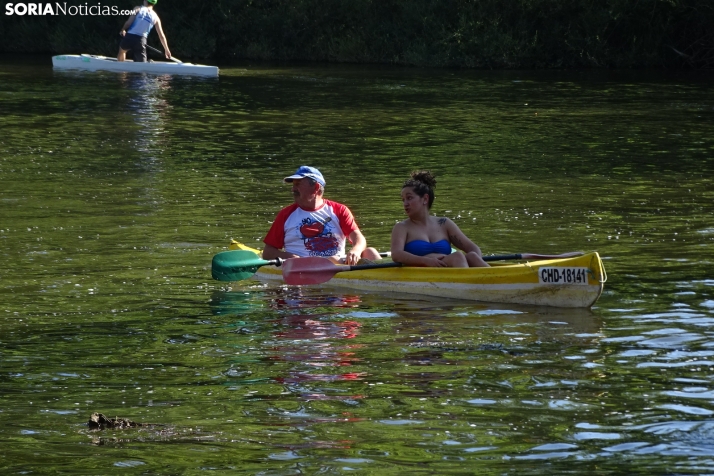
[52,54,219,77]
[251,251,606,308]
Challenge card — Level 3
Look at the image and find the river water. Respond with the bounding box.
[1,56,713,474]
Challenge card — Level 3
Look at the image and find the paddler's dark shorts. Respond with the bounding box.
[119,33,147,62]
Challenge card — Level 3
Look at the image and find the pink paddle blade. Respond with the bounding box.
[282,257,347,285]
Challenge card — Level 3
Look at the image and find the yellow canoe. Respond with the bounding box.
[228,241,606,308]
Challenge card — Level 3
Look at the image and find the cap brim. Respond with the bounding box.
[283,174,303,182]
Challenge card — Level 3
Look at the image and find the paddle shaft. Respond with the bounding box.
[146,44,182,63]
[215,243,582,284]
[483,252,583,261]
[345,261,402,272]
[282,252,584,285]
[341,252,581,268]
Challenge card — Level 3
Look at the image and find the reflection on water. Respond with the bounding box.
[119,73,172,166]
[0,57,713,473]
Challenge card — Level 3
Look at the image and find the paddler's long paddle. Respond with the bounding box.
[282,251,585,286]
[211,248,584,283]
[212,250,282,282]
[146,44,182,63]
[210,247,392,283]
[483,251,583,261]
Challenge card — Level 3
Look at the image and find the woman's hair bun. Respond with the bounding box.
[410,170,436,188]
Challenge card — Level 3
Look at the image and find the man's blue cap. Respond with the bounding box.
[284,166,325,187]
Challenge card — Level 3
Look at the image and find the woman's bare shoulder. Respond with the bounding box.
[392,220,410,231]
[434,217,463,235]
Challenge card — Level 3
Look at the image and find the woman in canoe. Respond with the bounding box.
[391,171,490,268]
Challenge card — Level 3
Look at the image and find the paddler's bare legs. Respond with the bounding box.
[465,251,490,268]
[117,48,128,61]
[330,247,382,264]
[438,252,468,268]
[361,247,381,261]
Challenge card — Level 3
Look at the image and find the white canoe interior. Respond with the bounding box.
[52,54,219,77]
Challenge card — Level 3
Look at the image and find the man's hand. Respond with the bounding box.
[344,250,361,266]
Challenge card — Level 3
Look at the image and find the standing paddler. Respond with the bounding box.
[117,0,171,62]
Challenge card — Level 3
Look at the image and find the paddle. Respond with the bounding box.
[212,245,583,284]
[146,44,182,63]
[211,250,282,282]
[282,251,585,285]
[483,251,583,262]
[212,243,394,283]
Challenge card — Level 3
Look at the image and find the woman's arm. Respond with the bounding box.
[446,219,482,256]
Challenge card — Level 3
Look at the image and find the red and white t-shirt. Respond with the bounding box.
[263,200,359,258]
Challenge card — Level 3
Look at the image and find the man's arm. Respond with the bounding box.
[153,17,171,58]
[119,7,140,35]
[345,230,368,265]
[119,15,136,35]
[331,201,368,265]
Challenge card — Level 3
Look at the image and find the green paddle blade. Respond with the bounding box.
[211,250,277,282]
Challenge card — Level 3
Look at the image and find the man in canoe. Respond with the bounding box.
[263,166,381,266]
[391,170,490,268]
[117,0,171,62]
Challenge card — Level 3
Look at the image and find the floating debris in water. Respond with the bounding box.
[87,413,143,430]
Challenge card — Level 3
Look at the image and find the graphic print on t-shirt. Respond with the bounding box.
[263,200,358,259]
[297,216,340,257]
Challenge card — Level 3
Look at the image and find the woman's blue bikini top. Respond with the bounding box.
[404,239,452,256]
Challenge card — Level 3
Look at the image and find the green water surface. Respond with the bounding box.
[1,56,714,474]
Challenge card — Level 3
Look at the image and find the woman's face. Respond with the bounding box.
[401,186,428,215]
